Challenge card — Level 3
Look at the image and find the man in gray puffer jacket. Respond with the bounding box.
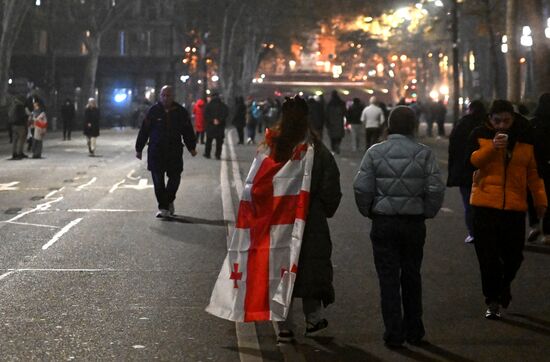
[353,106,445,348]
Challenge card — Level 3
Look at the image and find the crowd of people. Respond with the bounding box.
[5,85,549,350]
[6,93,101,159]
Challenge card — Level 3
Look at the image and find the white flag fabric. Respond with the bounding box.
[206,142,314,322]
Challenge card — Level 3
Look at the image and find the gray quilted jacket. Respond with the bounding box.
[353,134,445,218]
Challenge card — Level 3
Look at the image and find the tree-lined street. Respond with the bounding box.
[1,129,549,361]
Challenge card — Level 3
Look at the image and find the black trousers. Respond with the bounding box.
[205,135,224,159]
[371,215,426,344]
[63,120,73,140]
[473,207,525,305]
[151,170,181,211]
[365,127,381,150]
[236,127,244,144]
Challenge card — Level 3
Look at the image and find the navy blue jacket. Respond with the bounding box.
[135,102,197,173]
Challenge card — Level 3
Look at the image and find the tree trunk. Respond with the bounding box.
[505,0,521,103]
[0,1,32,106]
[485,10,503,98]
[82,35,101,107]
[525,0,550,96]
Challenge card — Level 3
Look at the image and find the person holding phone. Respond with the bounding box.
[466,99,547,320]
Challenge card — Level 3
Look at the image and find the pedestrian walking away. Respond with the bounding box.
[447,100,487,243]
[203,93,229,160]
[135,85,198,218]
[30,101,48,159]
[193,97,206,144]
[346,97,364,152]
[61,98,75,141]
[9,95,29,160]
[307,96,325,140]
[83,98,100,156]
[325,90,346,154]
[232,96,247,144]
[465,99,547,320]
[353,106,445,348]
[360,96,385,150]
[206,96,341,345]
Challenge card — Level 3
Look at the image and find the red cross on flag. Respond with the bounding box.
[206,142,314,322]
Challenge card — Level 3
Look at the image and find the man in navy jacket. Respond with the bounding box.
[136,86,197,218]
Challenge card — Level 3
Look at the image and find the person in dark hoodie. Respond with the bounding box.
[447,100,487,243]
[466,99,547,320]
[325,90,346,154]
[204,93,229,160]
[232,96,247,144]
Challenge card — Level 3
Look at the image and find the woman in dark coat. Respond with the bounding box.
[232,96,247,144]
[83,98,100,156]
[325,90,346,154]
[268,96,342,343]
[447,100,486,243]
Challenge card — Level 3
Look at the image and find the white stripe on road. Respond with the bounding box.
[0,271,15,280]
[440,207,454,213]
[227,129,244,199]
[221,132,263,362]
[45,187,65,199]
[109,179,126,193]
[127,169,140,180]
[2,221,60,229]
[68,208,141,213]
[76,177,97,191]
[42,218,83,250]
[7,197,64,223]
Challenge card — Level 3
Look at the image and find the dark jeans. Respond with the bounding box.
[196,131,205,144]
[473,207,525,305]
[246,124,256,142]
[459,185,473,236]
[63,120,73,140]
[330,137,342,154]
[151,170,181,211]
[371,215,426,344]
[205,135,224,159]
[236,127,244,144]
[365,127,381,150]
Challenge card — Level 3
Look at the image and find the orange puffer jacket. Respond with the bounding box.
[466,118,547,212]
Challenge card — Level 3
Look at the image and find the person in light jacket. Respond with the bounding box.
[353,106,445,348]
[31,101,48,159]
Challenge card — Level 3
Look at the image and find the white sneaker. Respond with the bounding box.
[485,303,501,320]
[168,203,175,216]
[156,209,170,218]
[465,235,474,244]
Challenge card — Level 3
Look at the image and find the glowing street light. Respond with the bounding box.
[546,18,550,38]
[501,35,508,54]
[520,26,533,47]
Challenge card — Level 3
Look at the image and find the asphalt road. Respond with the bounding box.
[1,125,549,361]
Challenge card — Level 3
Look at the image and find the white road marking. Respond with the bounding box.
[68,208,141,213]
[42,218,83,250]
[109,179,126,193]
[120,178,152,190]
[127,169,140,180]
[45,187,65,199]
[0,182,20,191]
[7,197,64,223]
[221,133,263,362]
[441,207,454,213]
[0,271,15,280]
[76,177,97,191]
[3,221,59,229]
[227,129,244,199]
[221,145,236,242]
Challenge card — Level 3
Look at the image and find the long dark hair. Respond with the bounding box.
[269,95,314,162]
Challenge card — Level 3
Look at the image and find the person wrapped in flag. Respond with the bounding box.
[206,96,342,343]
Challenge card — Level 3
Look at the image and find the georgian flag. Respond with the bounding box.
[206,142,314,322]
